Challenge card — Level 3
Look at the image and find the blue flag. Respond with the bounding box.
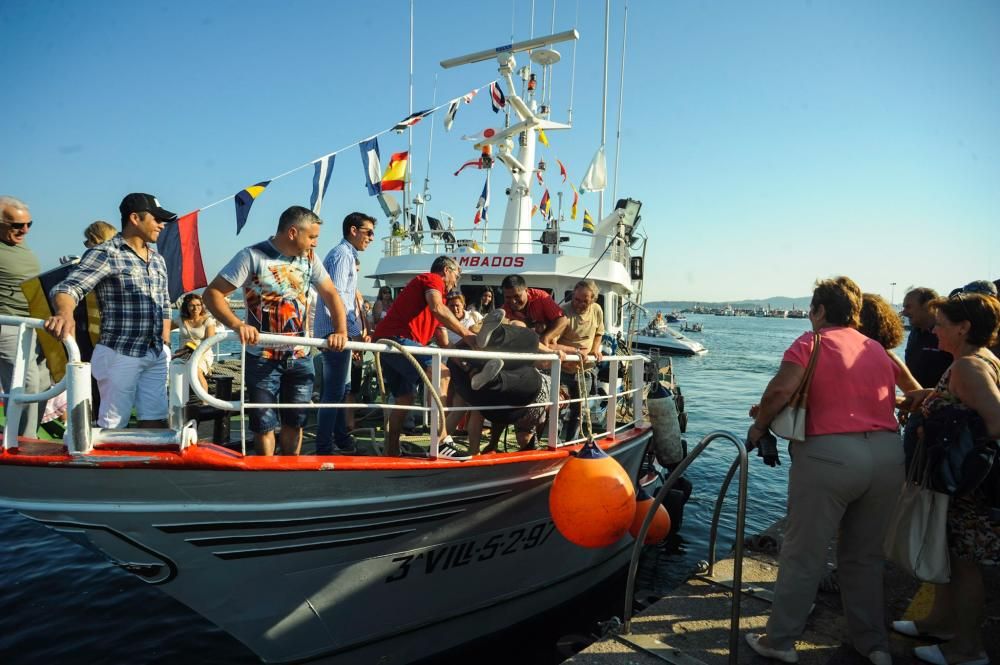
[359,138,382,196]
[310,154,336,214]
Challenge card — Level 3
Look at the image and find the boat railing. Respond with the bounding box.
[621,430,749,665]
[381,226,629,264]
[187,331,649,456]
[0,315,648,457]
[0,315,84,450]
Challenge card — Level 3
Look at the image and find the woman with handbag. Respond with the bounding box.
[745,277,903,665]
[891,292,1000,665]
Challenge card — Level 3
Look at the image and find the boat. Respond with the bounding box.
[681,322,703,333]
[0,28,688,665]
[631,319,707,356]
[665,313,686,323]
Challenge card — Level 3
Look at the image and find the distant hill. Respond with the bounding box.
[644,297,813,310]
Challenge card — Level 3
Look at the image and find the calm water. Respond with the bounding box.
[0,315,811,665]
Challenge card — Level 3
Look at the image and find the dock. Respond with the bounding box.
[565,527,1000,664]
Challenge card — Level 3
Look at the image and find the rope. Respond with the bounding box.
[373,339,448,443]
[576,361,594,442]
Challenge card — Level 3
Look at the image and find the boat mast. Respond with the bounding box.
[405,0,414,227]
[599,0,610,219]
[612,0,628,205]
[440,30,577,255]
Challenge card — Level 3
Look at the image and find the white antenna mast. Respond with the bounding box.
[599,0,610,220]
[612,0,629,205]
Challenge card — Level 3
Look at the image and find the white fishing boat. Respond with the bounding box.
[0,28,689,665]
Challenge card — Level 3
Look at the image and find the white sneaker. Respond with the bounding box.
[436,437,472,461]
[471,358,504,390]
[476,310,504,348]
[745,634,798,663]
[913,645,989,665]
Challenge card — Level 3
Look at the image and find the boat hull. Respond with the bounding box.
[0,431,651,664]
[631,333,706,356]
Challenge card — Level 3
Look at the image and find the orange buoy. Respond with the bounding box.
[629,487,672,544]
[549,439,637,548]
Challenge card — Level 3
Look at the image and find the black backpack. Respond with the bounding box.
[916,404,999,500]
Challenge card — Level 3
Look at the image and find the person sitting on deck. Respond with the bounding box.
[203,206,348,456]
[172,293,217,393]
[371,256,479,457]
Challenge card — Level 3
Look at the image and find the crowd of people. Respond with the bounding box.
[745,276,1000,665]
[1,192,609,462]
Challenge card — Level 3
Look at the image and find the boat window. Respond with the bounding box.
[609,292,621,327]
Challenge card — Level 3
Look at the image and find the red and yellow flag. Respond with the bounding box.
[381,151,408,191]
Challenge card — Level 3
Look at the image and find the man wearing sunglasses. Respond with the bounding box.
[0,196,44,436]
[314,212,376,454]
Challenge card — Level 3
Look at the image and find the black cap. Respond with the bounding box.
[119,193,177,222]
[963,280,998,297]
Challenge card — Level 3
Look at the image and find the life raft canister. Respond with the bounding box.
[648,381,684,466]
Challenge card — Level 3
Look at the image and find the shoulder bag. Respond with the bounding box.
[882,439,951,584]
[770,332,821,442]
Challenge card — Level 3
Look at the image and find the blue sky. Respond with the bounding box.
[2,0,997,303]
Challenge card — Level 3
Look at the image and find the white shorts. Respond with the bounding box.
[91,344,171,428]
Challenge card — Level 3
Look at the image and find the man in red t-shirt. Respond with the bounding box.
[500,274,568,346]
[373,256,478,457]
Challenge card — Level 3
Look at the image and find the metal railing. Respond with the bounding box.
[188,330,649,456]
[0,315,84,450]
[622,430,749,665]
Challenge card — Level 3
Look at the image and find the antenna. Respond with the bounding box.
[440,29,579,69]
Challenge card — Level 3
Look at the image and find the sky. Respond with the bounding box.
[2,0,998,304]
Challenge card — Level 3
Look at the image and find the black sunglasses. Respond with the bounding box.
[3,220,32,230]
[354,226,375,238]
[950,291,973,319]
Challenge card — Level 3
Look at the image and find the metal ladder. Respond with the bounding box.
[620,430,750,665]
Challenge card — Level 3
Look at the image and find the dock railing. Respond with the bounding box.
[1,316,648,457]
[622,430,749,665]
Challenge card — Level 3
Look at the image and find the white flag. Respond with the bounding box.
[444,99,460,132]
[579,145,607,193]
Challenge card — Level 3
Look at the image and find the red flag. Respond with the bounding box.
[158,210,208,301]
[557,159,568,183]
[453,158,483,176]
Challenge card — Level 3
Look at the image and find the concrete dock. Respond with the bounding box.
[565,544,999,665]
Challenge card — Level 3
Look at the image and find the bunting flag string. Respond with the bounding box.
[556,159,568,183]
[310,154,335,214]
[473,175,490,224]
[393,109,432,132]
[443,87,479,132]
[234,181,270,234]
[359,138,382,196]
[489,81,506,113]
[579,145,608,193]
[570,186,579,220]
[158,210,208,301]
[582,209,595,233]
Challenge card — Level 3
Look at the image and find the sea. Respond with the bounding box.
[0,314,813,665]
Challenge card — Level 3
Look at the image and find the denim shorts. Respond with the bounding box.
[245,354,315,433]
[380,337,431,398]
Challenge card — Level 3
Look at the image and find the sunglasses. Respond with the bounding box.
[950,291,973,320]
[355,227,375,238]
[3,220,32,231]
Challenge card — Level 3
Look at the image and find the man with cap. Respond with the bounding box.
[0,195,44,436]
[44,193,176,429]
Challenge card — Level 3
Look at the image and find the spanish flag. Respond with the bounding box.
[234,180,270,234]
[381,152,408,191]
[21,263,101,382]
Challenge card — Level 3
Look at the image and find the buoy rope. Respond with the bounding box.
[577,362,594,442]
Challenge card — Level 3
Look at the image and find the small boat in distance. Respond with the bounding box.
[632,315,707,356]
[681,321,703,333]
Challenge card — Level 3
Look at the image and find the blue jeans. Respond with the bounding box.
[380,337,431,398]
[245,354,315,434]
[316,349,352,454]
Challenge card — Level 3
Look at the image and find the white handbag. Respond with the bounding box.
[882,442,951,583]
[770,332,820,442]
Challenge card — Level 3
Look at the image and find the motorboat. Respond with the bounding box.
[0,28,688,665]
[632,321,707,356]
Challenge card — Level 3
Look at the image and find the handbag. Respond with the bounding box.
[882,441,951,584]
[770,332,821,442]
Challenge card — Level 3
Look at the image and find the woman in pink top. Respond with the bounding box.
[745,277,903,665]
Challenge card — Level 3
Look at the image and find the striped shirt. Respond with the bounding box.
[315,238,362,338]
[50,234,170,358]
